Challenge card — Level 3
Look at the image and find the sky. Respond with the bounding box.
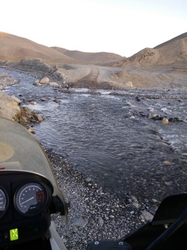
[0,0,187,57]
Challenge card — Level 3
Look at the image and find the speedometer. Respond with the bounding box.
[15,182,47,216]
[0,188,8,218]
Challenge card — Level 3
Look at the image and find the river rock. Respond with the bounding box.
[34,79,41,86]
[40,77,50,84]
[40,97,48,101]
[33,114,44,122]
[11,95,21,104]
[72,217,88,227]
[98,217,104,227]
[49,81,59,87]
[28,128,35,134]
[140,210,153,222]
[163,160,172,165]
[30,101,36,105]
[162,118,169,125]
[148,113,160,120]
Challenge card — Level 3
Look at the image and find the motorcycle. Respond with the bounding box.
[0,117,187,249]
[0,117,67,249]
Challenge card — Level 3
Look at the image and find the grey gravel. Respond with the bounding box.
[48,150,156,250]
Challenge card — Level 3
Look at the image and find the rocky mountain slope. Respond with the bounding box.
[114,32,187,68]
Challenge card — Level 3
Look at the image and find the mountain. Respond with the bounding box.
[1,31,186,68]
[0,32,79,65]
[114,32,187,67]
[0,32,123,65]
[51,47,123,64]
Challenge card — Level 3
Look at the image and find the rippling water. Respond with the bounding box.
[1,68,187,194]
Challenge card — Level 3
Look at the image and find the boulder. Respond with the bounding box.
[11,95,21,104]
[49,81,59,87]
[162,118,169,125]
[40,77,50,84]
[0,92,21,120]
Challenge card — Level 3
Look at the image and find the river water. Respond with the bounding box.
[1,68,187,197]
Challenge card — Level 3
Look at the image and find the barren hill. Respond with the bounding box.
[52,47,123,64]
[115,32,187,67]
[0,31,187,91]
[0,32,123,65]
[0,32,79,65]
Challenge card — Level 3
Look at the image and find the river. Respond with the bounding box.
[1,68,187,198]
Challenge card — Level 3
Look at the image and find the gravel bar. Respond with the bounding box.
[47,149,160,250]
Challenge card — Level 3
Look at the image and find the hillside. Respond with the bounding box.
[0,32,123,65]
[0,31,187,91]
[114,32,187,67]
[0,32,79,65]
[52,47,124,64]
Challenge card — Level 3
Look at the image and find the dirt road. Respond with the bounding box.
[57,63,187,90]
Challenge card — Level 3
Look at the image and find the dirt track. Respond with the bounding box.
[57,63,187,91]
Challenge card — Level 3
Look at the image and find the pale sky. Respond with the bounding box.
[0,0,187,57]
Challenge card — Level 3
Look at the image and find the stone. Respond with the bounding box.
[19,116,27,123]
[28,128,35,134]
[11,95,21,104]
[126,81,133,87]
[140,210,153,222]
[34,79,40,84]
[30,101,36,105]
[33,114,43,122]
[132,202,141,209]
[40,97,48,101]
[0,92,21,120]
[40,77,50,84]
[72,217,88,227]
[98,217,104,227]
[162,118,169,125]
[49,81,59,87]
[85,177,92,183]
[148,113,160,120]
[163,161,172,165]
[135,96,141,102]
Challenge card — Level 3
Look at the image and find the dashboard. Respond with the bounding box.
[0,170,53,247]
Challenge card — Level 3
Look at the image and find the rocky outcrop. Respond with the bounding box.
[0,92,21,120]
[0,72,44,127]
[0,72,18,90]
[6,60,64,84]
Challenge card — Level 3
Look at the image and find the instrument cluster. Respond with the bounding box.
[0,182,50,219]
[0,170,53,221]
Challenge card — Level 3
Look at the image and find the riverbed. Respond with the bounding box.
[1,68,187,201]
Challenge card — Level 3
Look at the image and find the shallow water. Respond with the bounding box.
[1,68,187,196]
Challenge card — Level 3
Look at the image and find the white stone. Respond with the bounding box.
[40,77,50,84]
[49,82,59,87]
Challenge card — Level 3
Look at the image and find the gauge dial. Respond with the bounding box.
[15,183,47,216]
[0,188,8,218]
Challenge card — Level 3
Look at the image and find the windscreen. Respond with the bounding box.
[0,117,65,203]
